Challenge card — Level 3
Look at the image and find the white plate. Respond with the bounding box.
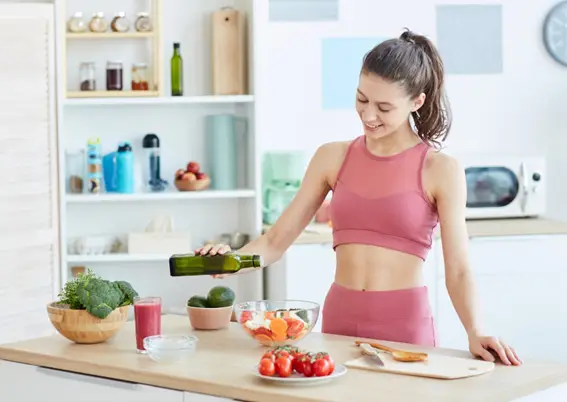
[253,364,348,386]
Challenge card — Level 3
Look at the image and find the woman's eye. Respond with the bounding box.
[356,98,368,103]
[379,108,390,113]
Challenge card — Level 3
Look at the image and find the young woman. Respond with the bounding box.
[196,29,522,366]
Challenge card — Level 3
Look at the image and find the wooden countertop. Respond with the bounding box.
[1,315,567,402]
[264,218,567,245]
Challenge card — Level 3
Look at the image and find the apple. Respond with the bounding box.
[182,172,197,182]
[195,172,207,180]
[186,161,200,174]
[175,169,185,180]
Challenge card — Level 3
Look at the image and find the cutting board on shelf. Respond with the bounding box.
[344,353,495,380]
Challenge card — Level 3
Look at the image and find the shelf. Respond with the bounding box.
[65,189,256,203]
[63,94,254,106]
[66,90,160,99]
[66,254,170,263]
[66,32,155,40]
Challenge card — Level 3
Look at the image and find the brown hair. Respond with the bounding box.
[361,28,452,148]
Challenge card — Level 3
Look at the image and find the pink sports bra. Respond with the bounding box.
[329,135,439,261]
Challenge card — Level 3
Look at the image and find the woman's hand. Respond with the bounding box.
[194,243,231,256]
[194,243,232,279]
[468,334,522,366]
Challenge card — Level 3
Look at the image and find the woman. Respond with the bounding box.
[196,29,522,366]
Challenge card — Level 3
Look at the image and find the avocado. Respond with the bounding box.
[187,295,209,308]
[207,286,235,308]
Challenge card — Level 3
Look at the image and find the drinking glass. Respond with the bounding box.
[134,296,162,354]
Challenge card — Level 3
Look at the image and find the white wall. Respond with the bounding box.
[253,0,567,221]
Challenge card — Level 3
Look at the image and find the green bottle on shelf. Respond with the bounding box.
[171,42,183,96]
[169,253,264,277]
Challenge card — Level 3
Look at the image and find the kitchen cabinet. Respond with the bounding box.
[435,235,567,363]
[0,2,60,344]
[0,360,184,402]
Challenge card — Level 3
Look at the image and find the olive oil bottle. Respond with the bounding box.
[169,253,263,277]
[171,42,183,96]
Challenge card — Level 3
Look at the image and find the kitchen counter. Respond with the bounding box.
[264,217,567,245]
[1,315,567,402]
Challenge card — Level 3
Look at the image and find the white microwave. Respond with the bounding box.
[456,155,546,220]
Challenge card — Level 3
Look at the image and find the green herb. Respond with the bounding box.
[56,268,139,319]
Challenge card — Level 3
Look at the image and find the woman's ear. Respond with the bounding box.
[411,93,426,112]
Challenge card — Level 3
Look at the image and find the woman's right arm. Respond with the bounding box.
[196,143,335,267]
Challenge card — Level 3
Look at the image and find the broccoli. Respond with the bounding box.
[76,278,124,319]
[57,268,140,319]
[115,280,139,306]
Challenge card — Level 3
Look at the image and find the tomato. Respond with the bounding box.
[261,351,275,362]
[315,352,335,374]
[258,358,275,377]
[253,327,273,338]
[292,353,304,373]
[276,350,290,359]
[275,355,292,377]
[239,311,253,324]
[312,358,331,377]
[285,319,305,338]
[301,359,314,377]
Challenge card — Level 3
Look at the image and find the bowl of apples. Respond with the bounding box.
[175,161,211,191]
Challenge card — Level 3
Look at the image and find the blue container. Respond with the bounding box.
[205,114,247,190]
[116,142,134,193]
[102,152,118,192]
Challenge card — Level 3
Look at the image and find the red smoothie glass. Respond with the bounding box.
[134,296,162,354]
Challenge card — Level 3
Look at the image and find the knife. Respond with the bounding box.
[359,342,385,367]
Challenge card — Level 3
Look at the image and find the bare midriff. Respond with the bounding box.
[334,244,425,291]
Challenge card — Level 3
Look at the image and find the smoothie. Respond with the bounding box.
[134,296,161,353]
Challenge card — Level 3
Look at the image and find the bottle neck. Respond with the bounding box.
[239,255,263,269]
[173,48,180,56]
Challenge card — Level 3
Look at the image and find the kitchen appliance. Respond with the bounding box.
[456,155,546,220]
[205,113,247,190]
[262,151,306,224]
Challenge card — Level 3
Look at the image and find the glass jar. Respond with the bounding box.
[131,63,149,91]
[89,12,107,33]
[134,12,152,32]
[110,12,130,33]
[67,12,87,33]
[66,149,85,194]
[79,62,96,91]
[106,61,123,91]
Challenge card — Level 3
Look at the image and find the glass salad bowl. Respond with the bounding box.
[233,300,320,347]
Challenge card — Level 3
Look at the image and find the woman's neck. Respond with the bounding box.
[365,122,420,157]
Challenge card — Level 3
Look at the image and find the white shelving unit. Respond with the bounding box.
[55,0,263,310]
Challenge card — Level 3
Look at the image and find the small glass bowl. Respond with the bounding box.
[143,334,198,363]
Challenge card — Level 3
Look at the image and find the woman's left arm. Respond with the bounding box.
[431,153,522,366]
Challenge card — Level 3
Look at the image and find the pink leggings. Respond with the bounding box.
[321,282,438,347]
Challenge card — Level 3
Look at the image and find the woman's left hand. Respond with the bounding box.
[468,334,522,366]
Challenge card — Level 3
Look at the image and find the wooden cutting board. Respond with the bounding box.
[345,353,495,380]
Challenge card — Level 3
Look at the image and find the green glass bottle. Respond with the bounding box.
[169,253,264,277]
[171,42,183,96]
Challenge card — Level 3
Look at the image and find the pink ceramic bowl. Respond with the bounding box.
[186,305,233,330]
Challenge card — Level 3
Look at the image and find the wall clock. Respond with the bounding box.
[544,1,567,66]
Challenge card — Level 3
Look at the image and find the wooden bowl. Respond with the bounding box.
[175,177,211,191]
[187,305,233,330]
[46,302,129,344]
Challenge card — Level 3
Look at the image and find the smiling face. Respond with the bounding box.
[355,72,425,141]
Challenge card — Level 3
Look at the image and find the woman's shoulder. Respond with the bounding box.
[424,147,462,175]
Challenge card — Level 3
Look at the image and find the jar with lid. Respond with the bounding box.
[132,63,149,91]
[66,149,85,194]
[110,12,130,33]
[134,12,152,32]
[89,12,108,33]
[67,12,87,33]
[79,62,96,91]
[106,61,123,91]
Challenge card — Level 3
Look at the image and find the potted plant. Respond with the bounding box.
[47,269,139,344]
